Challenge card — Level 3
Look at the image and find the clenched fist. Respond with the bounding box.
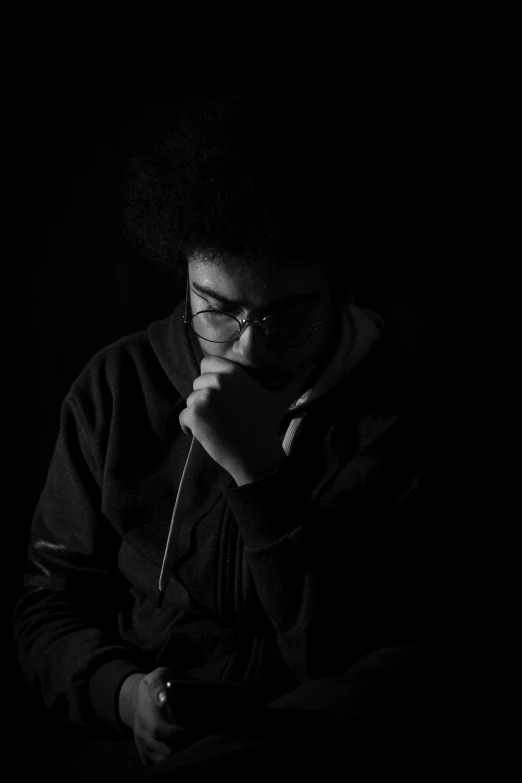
[179,356,311,485]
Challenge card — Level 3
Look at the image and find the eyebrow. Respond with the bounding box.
[190,281,321,309]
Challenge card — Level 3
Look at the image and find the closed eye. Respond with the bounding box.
[202,301,237,315]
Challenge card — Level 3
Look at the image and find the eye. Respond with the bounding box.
[195,294,219,311]
[203,300,235,315]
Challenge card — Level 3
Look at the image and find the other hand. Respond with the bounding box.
[131,667,187,768]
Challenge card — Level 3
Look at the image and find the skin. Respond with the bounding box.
[179,255,353,486]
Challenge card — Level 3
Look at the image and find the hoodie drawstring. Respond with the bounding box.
[156,434,197,609]
[155,411,307,611]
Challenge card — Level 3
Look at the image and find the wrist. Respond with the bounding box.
[118,672,145,730]
[232,446,287,487]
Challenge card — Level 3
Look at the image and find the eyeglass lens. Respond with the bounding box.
[190,311,311,346]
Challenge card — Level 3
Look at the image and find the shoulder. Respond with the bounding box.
[70,326,149,392]
[66,326,176,435]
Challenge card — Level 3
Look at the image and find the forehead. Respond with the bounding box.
[188,256,326,307]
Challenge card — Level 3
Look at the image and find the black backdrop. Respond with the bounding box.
[7,27,465,772]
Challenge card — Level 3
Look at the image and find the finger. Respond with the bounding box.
[145,748,171,767]
[157,688,180,718]
[157,689,169,708]
[155,722,186,742]
[143,666,175,685]
[148,737,176,757]
[137,736,172,765]
[178,409,192,436]
[144,669,175,705]
[192,373,222,391]
[185,389,209,407]
[200,355,238,374]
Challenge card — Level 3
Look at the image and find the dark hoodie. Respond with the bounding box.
[12,297,443,740]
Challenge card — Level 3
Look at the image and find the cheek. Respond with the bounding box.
[197,338,229,358]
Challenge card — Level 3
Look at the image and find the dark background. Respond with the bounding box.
[6,25,469,771]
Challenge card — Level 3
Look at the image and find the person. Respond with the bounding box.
[12,94,450,780]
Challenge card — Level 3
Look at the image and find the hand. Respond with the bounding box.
[179,356,310,484]
[128,667,187,768]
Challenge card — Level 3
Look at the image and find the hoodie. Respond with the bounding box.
[12,296,442,740]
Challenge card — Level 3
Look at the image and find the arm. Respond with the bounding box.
[222,433,434,684]
[12,391,146,734]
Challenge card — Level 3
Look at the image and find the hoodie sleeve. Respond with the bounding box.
[11,387,146,735]
[222,415,439,684]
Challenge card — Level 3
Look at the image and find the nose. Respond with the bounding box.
[230,321,271,366]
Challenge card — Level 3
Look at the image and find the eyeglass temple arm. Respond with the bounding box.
[183,278,190,323]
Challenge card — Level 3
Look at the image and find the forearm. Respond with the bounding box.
[223,464,427,681]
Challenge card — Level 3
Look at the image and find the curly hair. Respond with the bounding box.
[123,94,373,291]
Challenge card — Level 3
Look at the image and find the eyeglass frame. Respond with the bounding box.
[182,278,328,347]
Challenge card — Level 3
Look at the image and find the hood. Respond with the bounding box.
[287,299,384,412]
[148,297,385,609]
[148,300,204,403]
[281,298,384,455]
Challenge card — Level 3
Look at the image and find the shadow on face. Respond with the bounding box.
[186,255,348,391]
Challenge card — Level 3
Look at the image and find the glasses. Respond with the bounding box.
[183,279,326,347]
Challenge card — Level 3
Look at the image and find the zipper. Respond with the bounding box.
[222,508,238,624]
[225,526,232,619]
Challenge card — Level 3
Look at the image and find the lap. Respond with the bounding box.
[60,734,144,783]
[58,646,435,781]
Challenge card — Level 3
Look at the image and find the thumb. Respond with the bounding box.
[144,667,176,709]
